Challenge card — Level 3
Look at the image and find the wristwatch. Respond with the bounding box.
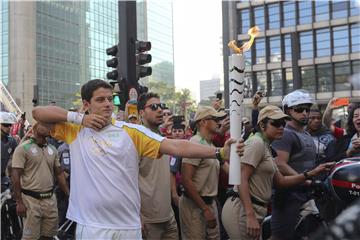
[303,170,312,180]
[215,148,224,165]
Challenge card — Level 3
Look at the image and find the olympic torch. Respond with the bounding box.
[228,26,259,185]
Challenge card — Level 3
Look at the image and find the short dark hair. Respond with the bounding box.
[138,92,160,111]
[81,79,113,102]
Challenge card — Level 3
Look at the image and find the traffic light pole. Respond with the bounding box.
[118,1,137,98]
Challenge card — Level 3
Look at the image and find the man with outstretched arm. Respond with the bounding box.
[32,79,244,240]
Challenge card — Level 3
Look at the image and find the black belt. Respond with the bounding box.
[226,188,267,208]
[183,191,214,205]
[21,189,53,199]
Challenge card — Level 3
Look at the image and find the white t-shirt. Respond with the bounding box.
[51,120,164,230]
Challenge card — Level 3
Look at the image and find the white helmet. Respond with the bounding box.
[282,89,314,108]
[0,112,17,124]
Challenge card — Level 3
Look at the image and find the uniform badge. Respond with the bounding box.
[7,148,12,154]
[31,147,38,154]
[47,146,54,155]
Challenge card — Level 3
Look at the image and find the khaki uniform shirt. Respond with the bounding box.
[139,153,173,223]
[12,138,60,192]
[240,133,278,203]
[182,134,220,197]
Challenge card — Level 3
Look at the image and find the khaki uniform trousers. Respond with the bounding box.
[21,194,58,240]
[221,197,267,240]
[143,214,178,240]
[179,195,220,240]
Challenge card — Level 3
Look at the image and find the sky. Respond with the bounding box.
[172,0,223,102]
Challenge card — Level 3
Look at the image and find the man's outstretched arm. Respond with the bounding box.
[32,106,68,123]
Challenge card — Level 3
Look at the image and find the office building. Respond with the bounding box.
[222,0,360,109]
[200,78,221,101]
[1,0,174,115]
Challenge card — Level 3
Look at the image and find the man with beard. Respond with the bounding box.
[270,89,317,240]
[180,106,229,240]
[12,123,69,240]
[137,92,178,239]
[0,112,18,186]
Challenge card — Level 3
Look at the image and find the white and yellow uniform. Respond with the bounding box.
[51,120,164,230]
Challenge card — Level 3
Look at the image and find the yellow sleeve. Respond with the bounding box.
[123,125,164,159]
[50,122,82,144]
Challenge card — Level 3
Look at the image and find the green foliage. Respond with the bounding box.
[146,80,196,116]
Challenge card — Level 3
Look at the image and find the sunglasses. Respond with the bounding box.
[204,117,220,122]
[269,119,286,128]
[2,124,12,128]
[292,107,310,113]
[145,103,166,111]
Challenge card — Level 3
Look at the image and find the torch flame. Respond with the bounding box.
[228,26,260,54]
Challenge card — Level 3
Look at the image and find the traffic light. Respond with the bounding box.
[136,41,152,79]
[106,45,119,80]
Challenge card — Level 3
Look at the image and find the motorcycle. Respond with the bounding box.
[262,157,360,240]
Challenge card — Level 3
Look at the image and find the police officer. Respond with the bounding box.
[12,122,69,240]
[1,112,18,189]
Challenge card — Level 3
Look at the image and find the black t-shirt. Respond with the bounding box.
[1,136,17,176]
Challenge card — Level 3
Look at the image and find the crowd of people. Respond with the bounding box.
[1,78,360,240]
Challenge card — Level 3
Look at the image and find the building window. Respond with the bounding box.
[333,25,349,55]
[270,69,282,96]
[334,61,351,91]
[350,0,360,16]
[316,28,331,57]
[244,72,253,98]
[256,71,267,92]
[317,64,332,92]
[332,1,348,19]
[299,1,312,25]
[301,66,316,93]
[239,39,253,66]
[284,34,292,61]
[283,2,296,27]
[240,9,250,34]
[268,3,280,29]
[285,68,293,94]
[254,6,265,31]
[255,38,266,64]
[351,24,360,53]
[300,31,313,59]
[351,60,360,89]
[269,36,281,63]
[315,1,329,22]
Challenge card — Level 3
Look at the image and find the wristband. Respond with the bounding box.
[220,148,226,160]
[67,111,84,125]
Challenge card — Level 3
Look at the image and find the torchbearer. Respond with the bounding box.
[228,26,259,185]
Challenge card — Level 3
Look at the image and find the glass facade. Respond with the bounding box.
[270,69,282,96]
[269,36,281,63]
[301,66,316,93]
[351,24,360,53]
[35,1,118,107]
[284,34,292,61]
[285,68,293,94]
[332,1,348,19]
[254,6,265,31]
[145,1,174,86]
[0,1,8,86]
[240,9,250,34]
[255,38,266,64]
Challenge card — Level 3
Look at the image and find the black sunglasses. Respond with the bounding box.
[145,103,166,111]
[292,107,310,113]
[269,119,286,128]
[2,124,12,128]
